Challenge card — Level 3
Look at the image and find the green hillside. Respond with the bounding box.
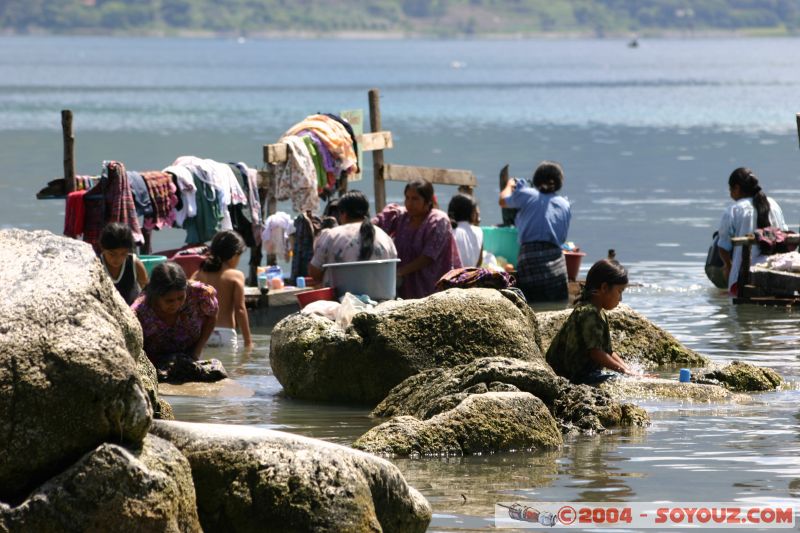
[1,0,799,36]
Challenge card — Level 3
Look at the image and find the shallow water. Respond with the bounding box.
[2,36,800,530]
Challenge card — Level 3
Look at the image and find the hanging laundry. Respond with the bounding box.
[74,175,99,191]
[275,136,319,214]
[82,161,142,251]
[183,171,223,244]
[227,163,256,247]
[290,212,323,279]
[262,211,294,261]
[323,113,359,173]
[283,114,357,172]
[234,162,264,246]
[127,170,153,217]
[63,190,87,238]
[140,171,178,231]
[163,164,197,227]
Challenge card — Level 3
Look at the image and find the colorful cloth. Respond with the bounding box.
[163,165,198,227]
[504,178,571,247]
[132,281,218,365]
[63,190,87,238]
[141,171,178,231]
[184,173,223,244]
[82,161,143,251]
[516,241,568,302]
[435,267,514,291]
[275,135,319,213]
[374,205,462,299]
[545,302,612,383]
[291,212,321,279]
[284,114,357,172]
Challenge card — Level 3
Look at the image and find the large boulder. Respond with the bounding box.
[270,288,542,405]
[536,304,709,367]
[697,361,783,392]
[353,391,562,456]
[150,420,432,533]
[0,434,200,532]
[372,357,649,434]
[0,229,152,501]
[600,378,750,403]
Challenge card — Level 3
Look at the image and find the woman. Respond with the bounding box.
[375,179,462,299]
[132,261,218,366]
[308,190,397,285]
[499,160,571,302]
[717,167,787,293]
[448,193,483,267]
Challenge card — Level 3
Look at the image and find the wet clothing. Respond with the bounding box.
[102,254,140,305]
[545,302,612,384]
[132,281,218,365]
[207,327,237,350]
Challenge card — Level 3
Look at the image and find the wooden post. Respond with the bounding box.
[796,113,800,150]
[62,110,76,194]
[369,89,386,212]
[737,242,751,300]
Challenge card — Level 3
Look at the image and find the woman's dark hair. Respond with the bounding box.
[531,161,564,194]
[201,230,246,272]
[99,222,134,251]
[448,193,477,227]
[339,190,375,261]
[729,167,771,228]
[404,179,435,208]
[576,259,628,304]
[145,261,187,302]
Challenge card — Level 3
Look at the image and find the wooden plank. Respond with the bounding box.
[384,164,477,187]
[732,234,800,246]
[360,131,393,151]
[263,143,288,164]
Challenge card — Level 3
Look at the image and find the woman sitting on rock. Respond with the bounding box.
[545,259,643,384]
[308,190,397,285]
[374,179,462,299]
[132,261,218,368]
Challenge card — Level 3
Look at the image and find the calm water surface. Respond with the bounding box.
[2,36,800,530]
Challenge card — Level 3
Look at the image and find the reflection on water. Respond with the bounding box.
[163,262,800,530]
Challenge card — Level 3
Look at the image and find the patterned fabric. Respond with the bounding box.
[545,302,612,383]
[74,175,99,191]
[310,222,397,285]
[83,161,143,251]
[435,267,515,292]
[275,135,319,213]
[374,205,462,299]
[132,281,218,365]
[283,114,357,172]
[63,190,87,238]
[141,171,178,231]
[517,241,568,302]
[291,212,320,279]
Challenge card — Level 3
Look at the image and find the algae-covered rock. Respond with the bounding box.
[150,420,431,533]
[600,378,750,403]
[0,230,152,501]
[354,392,562,456]
[537,304,709,367]
[372,356,648,434]
[698,361,782,392]
[270,288,542,405]
[0,434,200,532]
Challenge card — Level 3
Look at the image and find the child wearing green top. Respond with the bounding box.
[545,258,638,384]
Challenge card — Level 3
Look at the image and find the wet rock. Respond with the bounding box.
[0,434,200,532]
[270,288,542,405]
[536,304,709,367]
[600,378,750,403]
[353,391,562,456]
[697,361,783,392]
[0,230,152,501]
[372,357,648,434]
[137,351,174,420]
[150,420,432,533]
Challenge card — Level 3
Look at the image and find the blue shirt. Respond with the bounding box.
[505,178,571,246]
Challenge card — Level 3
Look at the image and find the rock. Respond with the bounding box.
[697,361,783,392]
[150,420,432,533]
[159,378,254,399]
[270,288,542,405]
[0,230,152,501]
[137,351,174,420]
[600,378,750,403]
[372,357,648,434]
[353,392,562,456]
[537,304,709,367]
[0,434,200,532]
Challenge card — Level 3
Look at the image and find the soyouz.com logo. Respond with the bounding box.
[494,502,795,529]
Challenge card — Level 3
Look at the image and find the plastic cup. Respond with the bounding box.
[679,368,691,383]
[296,276,306,288]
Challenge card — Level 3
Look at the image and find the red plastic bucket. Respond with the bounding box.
[296,287,335,309]
[563,251,586,281]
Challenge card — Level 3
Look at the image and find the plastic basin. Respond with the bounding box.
[563,251,586,281]
[296,287,335,309]
[481,226,519,265]
[139,255,167,276]
[322,258,400,301]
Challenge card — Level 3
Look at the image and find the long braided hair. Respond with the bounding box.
[729,167,771,229]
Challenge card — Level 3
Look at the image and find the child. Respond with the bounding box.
[545,258,638,384]
[448,193,483,268]
[99,222,148,305]
[193,230,253,350]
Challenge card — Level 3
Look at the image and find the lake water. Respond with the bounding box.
[2,36,800,531]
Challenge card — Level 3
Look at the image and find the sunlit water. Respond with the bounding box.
[2,36,800,530]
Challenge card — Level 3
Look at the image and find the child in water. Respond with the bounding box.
[545,258,640,384]
[99,222,148,305]
[193,230,253,350]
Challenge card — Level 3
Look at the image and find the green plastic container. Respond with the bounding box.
[481,226,519,266]
[139,255,167,277]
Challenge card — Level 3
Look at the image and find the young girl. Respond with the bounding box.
[99,222,148,305]
[193,230,253,350]
[448,193,483,268]
[545,258,638,384]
